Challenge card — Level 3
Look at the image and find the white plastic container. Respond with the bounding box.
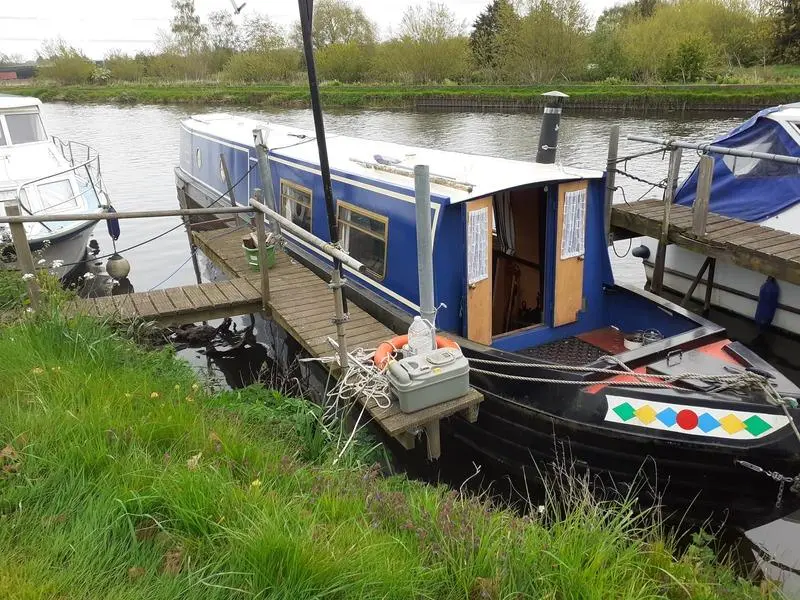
[406,315,435,357]
[386,347,470,413]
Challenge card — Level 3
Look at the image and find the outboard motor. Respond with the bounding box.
[536,91,569,164]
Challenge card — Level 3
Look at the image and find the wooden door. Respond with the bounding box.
[554,181,588,327]
[466,197,493,344]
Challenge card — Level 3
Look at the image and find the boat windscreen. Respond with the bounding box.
[5,112,46,144]
[0,123,6,146]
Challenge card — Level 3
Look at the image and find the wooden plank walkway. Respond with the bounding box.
[64,278,263,325]
[192,227,483,460]
[611,199,800,286]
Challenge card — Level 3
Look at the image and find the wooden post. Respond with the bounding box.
[680,257,712,307]
[424,420,441,460]
[255,210,271,314]
[176,186,203,285]
[4,201,40,311]
[703,258,716,314]
[220,154,240,227]
[650,147,683,296]
[692,155,714,237]
[604,124,620,246]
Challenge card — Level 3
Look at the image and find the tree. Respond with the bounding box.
[470,0,516,71]
[208,10,242,51]
[170,0,208,55]
[399,1,466,42]
[292,0,376,49]
[242,13,286,53]
[773,0,800,62]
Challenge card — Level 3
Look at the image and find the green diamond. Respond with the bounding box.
[744,415,772,437]
[613,402,636,421]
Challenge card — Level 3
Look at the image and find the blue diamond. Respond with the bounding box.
[698,413,720,433]
[657,407,677,427]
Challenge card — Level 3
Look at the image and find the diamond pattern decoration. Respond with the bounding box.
[744,415,771,437]
[635,405,657,425]
[719,414,745,434]
[606,397,782,439]
[613,402,636,421]
[697,413,720,433]
[657,407,677,427]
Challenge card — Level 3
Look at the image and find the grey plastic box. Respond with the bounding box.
[386,347,470,413]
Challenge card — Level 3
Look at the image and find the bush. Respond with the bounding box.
[142,52,211,80]
[105,53,146,81]
[221,49,301,83]
[39,55,95,84]
[316,42,373,83]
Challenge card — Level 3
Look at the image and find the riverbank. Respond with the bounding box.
[4,82,800,112]
[0,278,778,598]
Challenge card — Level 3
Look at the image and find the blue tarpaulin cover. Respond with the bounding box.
[674,105,800,222]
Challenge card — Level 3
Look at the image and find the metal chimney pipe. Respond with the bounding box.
[536,91,569,164]
[414,165,436,329]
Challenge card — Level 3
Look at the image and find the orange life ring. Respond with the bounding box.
[373,334,459,368]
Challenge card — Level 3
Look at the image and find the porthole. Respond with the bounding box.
[195,148,202,169]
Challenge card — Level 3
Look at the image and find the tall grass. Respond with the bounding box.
[0,312,776,599]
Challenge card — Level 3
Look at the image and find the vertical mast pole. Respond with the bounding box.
[298,0,347,314]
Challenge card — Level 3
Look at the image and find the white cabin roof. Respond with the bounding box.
[184,113,602,204]
[0,95,42,111]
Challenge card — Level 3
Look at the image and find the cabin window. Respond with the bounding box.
[5,113,46,144]
[281,180,312,232]
[337,202,387,279]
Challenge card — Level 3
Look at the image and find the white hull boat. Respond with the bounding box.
[0,95,108,279]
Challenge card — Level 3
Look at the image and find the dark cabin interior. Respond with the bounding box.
[491,185,546,336]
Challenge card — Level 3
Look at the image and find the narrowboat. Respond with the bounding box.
[176,111,800,529]
[0,95,108,278]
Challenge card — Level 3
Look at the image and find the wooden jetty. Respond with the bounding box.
[611,198,800,287]
[0,200,482,460]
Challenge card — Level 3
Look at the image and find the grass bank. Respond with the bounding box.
[4,81,800,112]
[0,303,780,598]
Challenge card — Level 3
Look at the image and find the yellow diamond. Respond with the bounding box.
[636,405,657,425]
[719,414,745,434]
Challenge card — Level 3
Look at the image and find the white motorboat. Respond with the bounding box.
[0,95,108,278]
[634,103,800,341]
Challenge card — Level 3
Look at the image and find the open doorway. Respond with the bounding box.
[491,185,547,336]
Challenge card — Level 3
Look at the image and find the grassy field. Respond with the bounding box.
[3,81,800,111]
[0,285,782,598]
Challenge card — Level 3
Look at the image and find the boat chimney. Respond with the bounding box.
[536,91,569,164]
[414,165,437,331]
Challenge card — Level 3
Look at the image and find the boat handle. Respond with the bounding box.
[666,349,682,367]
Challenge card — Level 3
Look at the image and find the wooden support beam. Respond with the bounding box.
[651,148,683,296]
[704,258,716,314]
[176,186,203,286]
[424,420,441,460]
[4,201,40,311]
[604,124,620,245]
[692,155,714,237]
[680,257,712,307]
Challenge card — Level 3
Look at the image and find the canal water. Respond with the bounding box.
[40,102,798,590]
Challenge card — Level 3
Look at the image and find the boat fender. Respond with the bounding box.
[373,335,459,369]
[631,245,650,259]
[755,276,779,329]
[106,205,121,241]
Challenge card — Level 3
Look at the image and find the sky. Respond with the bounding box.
[1,0,619,60]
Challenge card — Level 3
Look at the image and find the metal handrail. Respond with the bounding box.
[13,153,103,204]
[627,134,800,167]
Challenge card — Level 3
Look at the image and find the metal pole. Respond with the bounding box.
[0,206,253,224]
[650,148,682,296]
[414,165,436,332]
[297,0,348,314]
[4,201,40,311]
[253,128,281,237]
[249,198,366,273]
[604,124,620,245]
[255,210,271,313]
[329,266,349,369]
[627,134,800,167]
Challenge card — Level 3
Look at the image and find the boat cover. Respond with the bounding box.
[674,106,800,222]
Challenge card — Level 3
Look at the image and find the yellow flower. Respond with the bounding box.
[185,396,194,403]
[191,383,200,392]
[250,479,262,489]
[150,392,159,399]
[174,384,181,391]
[31,367,44,375]
[124,393,132,399]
